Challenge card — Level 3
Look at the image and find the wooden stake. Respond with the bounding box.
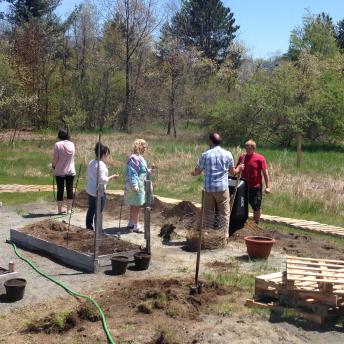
[296,132,302,169]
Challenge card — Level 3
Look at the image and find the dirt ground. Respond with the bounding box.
[1,195,344,343]
[21,220,140,255]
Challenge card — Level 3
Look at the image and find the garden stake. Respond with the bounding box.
[66,164,82,247]
[190,190,205,295]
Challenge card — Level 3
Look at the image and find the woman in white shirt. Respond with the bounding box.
[86,143,118,230]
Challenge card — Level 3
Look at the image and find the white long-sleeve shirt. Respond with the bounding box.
[86,160,109,197]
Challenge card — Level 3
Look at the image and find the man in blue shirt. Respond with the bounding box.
[192,133,244,237]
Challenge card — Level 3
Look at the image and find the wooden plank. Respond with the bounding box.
[287,256,344,264]
[286,266,344,273]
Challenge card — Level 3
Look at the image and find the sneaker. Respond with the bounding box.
[133,224,144,233]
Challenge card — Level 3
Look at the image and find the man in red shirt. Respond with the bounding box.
[237,139,271,224]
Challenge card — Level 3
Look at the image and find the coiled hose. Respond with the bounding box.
[8,241,116,344]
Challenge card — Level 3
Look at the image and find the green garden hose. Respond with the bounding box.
[8,241,116,344]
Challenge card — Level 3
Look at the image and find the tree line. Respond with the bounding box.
[0,1,343,146]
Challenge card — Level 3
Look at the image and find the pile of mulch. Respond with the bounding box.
[21,219,140,255]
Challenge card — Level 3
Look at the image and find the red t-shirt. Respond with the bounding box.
[237,153,268,188]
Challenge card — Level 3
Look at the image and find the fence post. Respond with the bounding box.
[144,179,152,254]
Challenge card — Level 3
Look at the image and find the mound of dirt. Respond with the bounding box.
[105,278,232,321]
[162,201,201,221]
[231,220,344,260]
[21,219,140,255]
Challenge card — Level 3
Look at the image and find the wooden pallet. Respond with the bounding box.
[286,256,344,307]
[249,258,344,324]
[245,298,340,325]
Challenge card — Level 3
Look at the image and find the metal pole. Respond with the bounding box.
[93,134,102,272]
[144,179,152,254]
[66,164,82,247]
[195,190,205,291]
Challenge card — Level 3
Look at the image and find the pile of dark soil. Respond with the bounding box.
[231,220,344,260]
[21,220,140,255]
[111,278,231,321]
[162,201,201,222]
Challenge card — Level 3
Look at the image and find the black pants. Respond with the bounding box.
[55,175,74,201]
[248,187,262,211]
[86,194,106,230]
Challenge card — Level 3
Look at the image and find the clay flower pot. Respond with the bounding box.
[4,278,27,301]
[111,256,129,275]
[244,236,275,259]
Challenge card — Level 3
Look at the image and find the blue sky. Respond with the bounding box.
[1,0,344,59]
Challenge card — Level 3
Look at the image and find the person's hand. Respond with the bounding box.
[238,163,245,172]
[133,186,139,192]
[110,174,119,180]
[265,187,271,194]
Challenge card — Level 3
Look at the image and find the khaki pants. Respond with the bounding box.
[203,190,230,237]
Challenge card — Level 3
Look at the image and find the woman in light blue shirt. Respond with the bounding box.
[125,139,151,233]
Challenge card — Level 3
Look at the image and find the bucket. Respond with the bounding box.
[244,236,275,259]
[4,278,27,301]
[111,256,129,275]
[134,251,151,271]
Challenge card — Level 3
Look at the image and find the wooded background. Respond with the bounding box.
[0,0,344,146]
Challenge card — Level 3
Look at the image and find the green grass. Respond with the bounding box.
[264,192,344,227]
[203,270,255,292]
[0,131,343,229]
[258,146,344,177]
[0,192,53,206]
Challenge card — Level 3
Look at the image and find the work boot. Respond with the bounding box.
[57,201,63,214]
[67,199,73,214]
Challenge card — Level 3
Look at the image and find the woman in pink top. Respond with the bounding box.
[52,129,76,214]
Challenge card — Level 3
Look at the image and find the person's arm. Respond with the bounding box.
[191,154,204,176]
[229,164,244,175]
[263,169,271,193]
[52,143,58,168]
[229,153,244,175]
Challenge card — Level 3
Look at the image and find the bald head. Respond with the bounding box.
[209,132,222,147]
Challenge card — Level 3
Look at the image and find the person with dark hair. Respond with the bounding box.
[86,142,118,230]
[52,128,75,214]
[192,132,244,237]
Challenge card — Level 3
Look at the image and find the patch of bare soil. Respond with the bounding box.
[206,260,236,270]
[21,220,140,255]
[230,220,344,260]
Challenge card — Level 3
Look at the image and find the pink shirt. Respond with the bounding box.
[53,140,76,176]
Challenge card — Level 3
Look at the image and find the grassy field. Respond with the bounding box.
[0,129,343,226]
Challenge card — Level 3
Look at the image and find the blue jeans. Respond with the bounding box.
[86,194,106,230]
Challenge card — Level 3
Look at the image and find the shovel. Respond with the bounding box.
[190,190,205,295]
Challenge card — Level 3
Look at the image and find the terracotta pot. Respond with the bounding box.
[4,278,27,301]
[111,256,129,275]
[244,236,275,259]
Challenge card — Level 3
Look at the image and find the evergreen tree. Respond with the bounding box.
[335,19,344,51]
[171,0,239,62]
[6,0,61,24]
